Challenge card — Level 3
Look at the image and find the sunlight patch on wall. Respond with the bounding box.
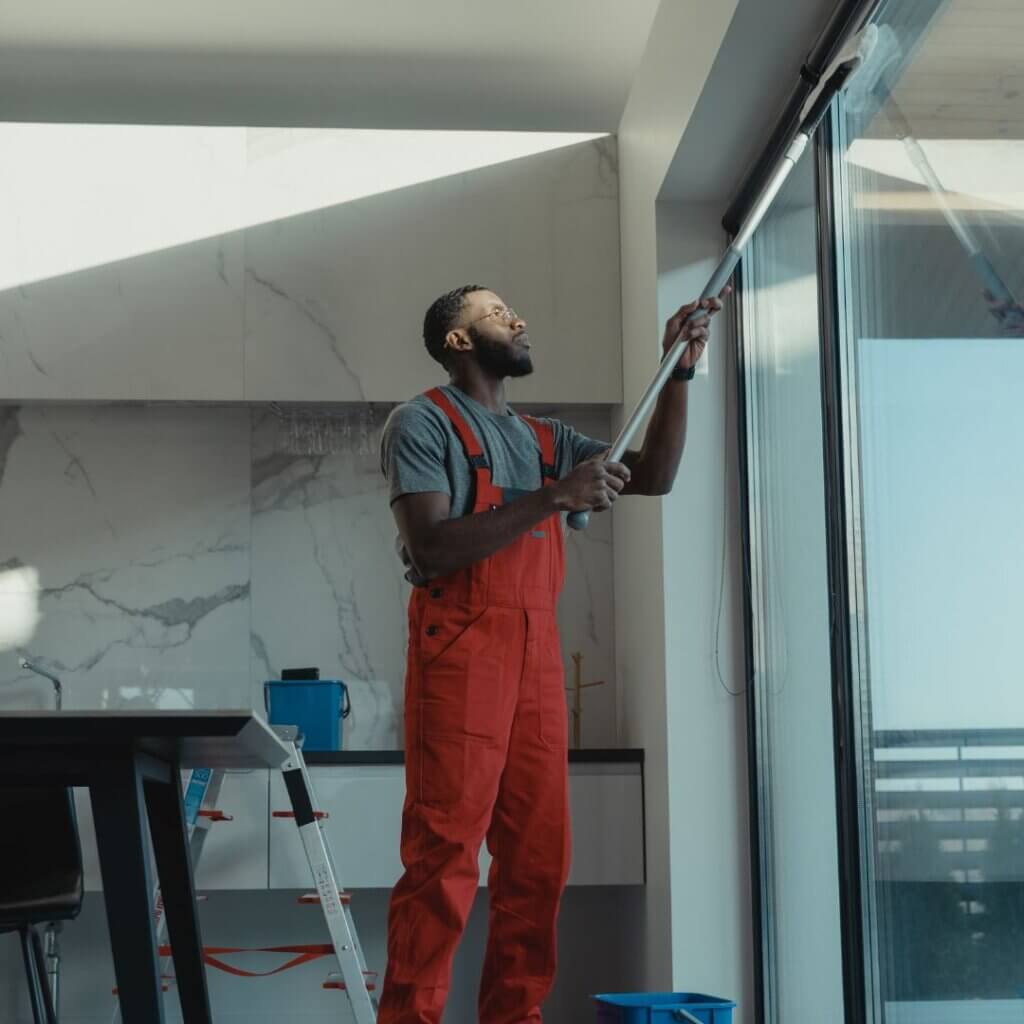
[0,125,606,290]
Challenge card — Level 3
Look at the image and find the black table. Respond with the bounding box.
[0,710,291,1023]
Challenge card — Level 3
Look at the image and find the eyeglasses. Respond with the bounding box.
[467,306,521,326]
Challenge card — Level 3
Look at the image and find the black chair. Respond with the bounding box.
[0,786,84,1024]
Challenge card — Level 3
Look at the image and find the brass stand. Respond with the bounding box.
[566,652,605,749]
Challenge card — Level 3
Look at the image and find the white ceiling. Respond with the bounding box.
[0,0,662,130]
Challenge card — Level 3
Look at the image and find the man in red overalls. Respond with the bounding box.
[378,284,726,1023]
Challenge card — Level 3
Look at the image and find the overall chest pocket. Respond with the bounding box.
[416,603,490,669]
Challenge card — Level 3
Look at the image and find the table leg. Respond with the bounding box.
[90,758,166,1024]
[144,768,213,1023]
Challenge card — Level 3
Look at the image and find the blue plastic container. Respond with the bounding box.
[264,678,349,751]
[594,992,735,1024]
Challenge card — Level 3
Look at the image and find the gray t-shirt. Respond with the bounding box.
[380,384,608,534]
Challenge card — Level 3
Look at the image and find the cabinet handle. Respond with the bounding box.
[297,891,352,905]
[197,809,233,822]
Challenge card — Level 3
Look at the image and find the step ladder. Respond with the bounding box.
[112,725,377,1023]
[276,726,377,1022]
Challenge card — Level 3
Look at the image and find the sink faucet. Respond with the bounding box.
[19,657,63,711]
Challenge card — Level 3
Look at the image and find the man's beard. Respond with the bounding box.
[469,326,534,379]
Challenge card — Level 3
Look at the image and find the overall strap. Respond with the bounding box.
[518,415,558,482]
[423,387,495,504]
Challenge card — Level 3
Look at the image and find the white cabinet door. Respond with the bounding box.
[567,764,645,885]
[78,762,643,892]
[74,770,270,892]
[193,770,270,891]
[269,766,494,889]
[269,765,407,889]
[268,762,643,889]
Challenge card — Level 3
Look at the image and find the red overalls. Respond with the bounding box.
[377,387,572,1024]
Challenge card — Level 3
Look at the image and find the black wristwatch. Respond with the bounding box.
[670,363,696,381]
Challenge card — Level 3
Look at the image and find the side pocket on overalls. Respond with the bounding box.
[539,619,569,750]
[416,606,501,807]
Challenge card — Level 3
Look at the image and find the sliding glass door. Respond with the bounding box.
[739,153,845,1024]
[834,1,1024,1020]
[741,1,1024,1022]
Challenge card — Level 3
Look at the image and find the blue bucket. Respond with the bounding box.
[264,678,349,751]
[593,993,736,1024]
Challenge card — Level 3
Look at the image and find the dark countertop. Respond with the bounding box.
[304,748,644,766]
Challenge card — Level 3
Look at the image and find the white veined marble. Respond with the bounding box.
[0,132,620,405]
[0,401,617,747]
[0,404,251,710]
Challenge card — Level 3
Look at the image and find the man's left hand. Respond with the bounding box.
[663,284,732,370]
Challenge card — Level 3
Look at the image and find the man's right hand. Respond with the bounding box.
[551,455,631,513]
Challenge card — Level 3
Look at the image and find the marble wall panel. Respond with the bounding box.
[0,401,617,746]
[0,405,251,709]
[242,137,621,404]
[0,132,620,405]
[0,234,245,401]
[249,402,618,749]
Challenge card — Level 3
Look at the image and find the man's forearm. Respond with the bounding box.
[411,486,561,580]
[625,378,689,496]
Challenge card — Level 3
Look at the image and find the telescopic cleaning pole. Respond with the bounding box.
[567,22,880,531]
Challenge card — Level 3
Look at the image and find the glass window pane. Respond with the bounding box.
[742,153,845,1023]
[835,1,1024,1020]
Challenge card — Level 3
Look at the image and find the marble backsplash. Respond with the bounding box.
[0,402,617,747]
